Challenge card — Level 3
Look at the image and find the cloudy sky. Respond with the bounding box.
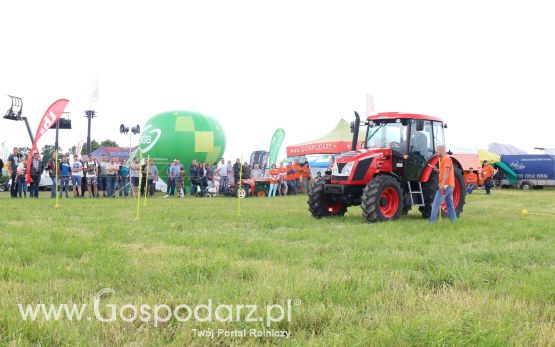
[1,0,554,159]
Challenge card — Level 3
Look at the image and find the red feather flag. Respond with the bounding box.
[26,99,70,183]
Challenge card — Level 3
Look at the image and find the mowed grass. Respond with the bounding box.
[0,189,555,346]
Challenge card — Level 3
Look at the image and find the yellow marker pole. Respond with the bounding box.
[237,155,243,216]
[136,149,143,220]
[144,155,150,206]
[55,151,60,208]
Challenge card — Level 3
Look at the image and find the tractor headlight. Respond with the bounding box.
[342,161,354,176]
[332,162,339,175]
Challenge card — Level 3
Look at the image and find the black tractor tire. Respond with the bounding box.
[361,175,403,222]
[419,167,466,219]
[307,177,347,218]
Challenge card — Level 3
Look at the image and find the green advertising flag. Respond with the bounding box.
[268,128,285,165]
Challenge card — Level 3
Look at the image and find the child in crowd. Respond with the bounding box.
[268,163,279,197]
[16,161,27,198]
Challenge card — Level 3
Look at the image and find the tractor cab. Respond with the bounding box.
[364,113,447,181]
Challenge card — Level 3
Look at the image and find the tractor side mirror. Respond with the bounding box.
[416,120,424,132]
[350,121,355,133]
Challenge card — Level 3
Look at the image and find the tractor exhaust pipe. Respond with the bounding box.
[351,111,360,151]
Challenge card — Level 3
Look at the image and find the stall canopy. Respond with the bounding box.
[478,149,501,163]
[452,153,481,171]
[286,119,365,157]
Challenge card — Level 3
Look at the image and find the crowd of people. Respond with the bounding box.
[3,147,313,199]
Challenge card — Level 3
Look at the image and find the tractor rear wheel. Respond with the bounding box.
[419,167,466,219]
[361,175,403,222]
[307,178,347,218]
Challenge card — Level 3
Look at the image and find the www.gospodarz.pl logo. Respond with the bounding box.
[18,288,301,329]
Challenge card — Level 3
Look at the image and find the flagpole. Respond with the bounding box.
[144,155,150,206]
[55,150,59,208]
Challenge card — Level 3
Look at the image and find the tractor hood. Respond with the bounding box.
[335,148,389,163]
[331,148,392,184]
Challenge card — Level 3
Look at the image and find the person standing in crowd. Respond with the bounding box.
[130,157,140,197]
[285,162,297,195]
[429,146,457,224]
[268,163,279,197]
[233,158,241,184]
[291,160,302,193]
[251,164,262,179]
[16,160,27,198]
[105,157,119,198]
[217,158,229,194]
[241,162,251,180]
[80,155,87,197]
[147,159,158,196]
[84,154,98,198]
[7,147,21,198]
[140,158,148,195]
[189,160,201,195]
[465,167,478,194]
[29,152,44,198]
[0,158,3,177]
[200,162,209,192]
[46,153,59,199]
[227,160,234,185]
[301,162,311,194]
[97,155,108,197]
[71,154,83,198]
[166,159,180,197]
[277,161,289,196]
[481,160,496,195]
[58,155,71,198]
[178,164,185,197]
[118,158,130,197]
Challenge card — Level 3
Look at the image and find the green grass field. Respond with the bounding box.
[1,189,554,346]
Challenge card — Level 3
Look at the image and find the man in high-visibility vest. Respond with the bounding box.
[481,160,496,195]
[465,167,478,194]
[429,146,457,223]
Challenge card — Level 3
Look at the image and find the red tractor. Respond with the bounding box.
[308,112,466,222]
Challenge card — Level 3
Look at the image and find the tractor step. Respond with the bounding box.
[407,181,425,206]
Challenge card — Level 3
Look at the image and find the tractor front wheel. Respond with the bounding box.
[361,175,403,222]
[307,178,347,218]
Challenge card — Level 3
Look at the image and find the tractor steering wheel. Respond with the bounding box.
[389,142,402,151]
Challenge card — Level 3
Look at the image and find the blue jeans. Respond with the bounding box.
[17,176,27,198]
[278,180,288,196]
[269,183,277,197]
[168,177,176,195]
[466,184,476,194]
[31,174,41,198]
[50,176,57,198]
[106,175,116,197]
[219,176,229,193]
[119,176,129,196]
[98,176,107,194]
[59,176,70,197]
[429,186,457,223]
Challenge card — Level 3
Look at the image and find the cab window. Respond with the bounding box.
[432,121,445,149]
[409,120,433,159]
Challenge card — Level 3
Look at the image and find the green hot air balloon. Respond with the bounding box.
[139,111,226,182]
